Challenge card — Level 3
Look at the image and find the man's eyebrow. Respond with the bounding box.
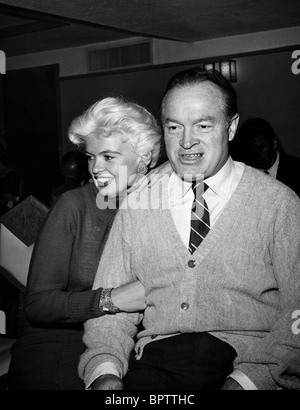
[192,116,216,123]
[163,117,182,124]
[163,116,216,123]
[197,115,215,122]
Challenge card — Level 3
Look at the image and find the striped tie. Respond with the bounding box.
[188,181,210,254]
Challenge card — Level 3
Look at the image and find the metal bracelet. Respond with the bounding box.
[99,287,120,314]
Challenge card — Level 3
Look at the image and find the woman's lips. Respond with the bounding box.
[94,176,113,187]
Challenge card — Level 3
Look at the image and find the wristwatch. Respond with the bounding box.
[99,287,121,314]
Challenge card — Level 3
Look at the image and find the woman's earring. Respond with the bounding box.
[137,160,148,175]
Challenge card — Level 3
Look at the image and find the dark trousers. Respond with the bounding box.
[123,332,237,390]
[7,329,85,390]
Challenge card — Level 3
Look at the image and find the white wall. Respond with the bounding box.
[6,27,300,77]
[153,27,300,64]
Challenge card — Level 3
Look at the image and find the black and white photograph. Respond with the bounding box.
[0,0,299,396]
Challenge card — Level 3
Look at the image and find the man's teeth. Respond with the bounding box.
[181,153,203,157]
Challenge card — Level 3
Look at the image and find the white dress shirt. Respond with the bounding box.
[265,151,280,179]
[169,157,244,247]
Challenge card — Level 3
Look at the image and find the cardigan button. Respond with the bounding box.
[181,302,189,311]
[151,334,157,339]
[188,260,196,268]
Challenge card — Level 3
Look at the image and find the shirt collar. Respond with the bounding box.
[169,172,191,202]
[205,157,235,199]
[266,151,279,178]
[170,157,235,201]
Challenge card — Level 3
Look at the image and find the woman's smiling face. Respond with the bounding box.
[85,133,140,198]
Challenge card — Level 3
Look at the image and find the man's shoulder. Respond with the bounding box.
[119,185,166,214]
[243,165,299,202]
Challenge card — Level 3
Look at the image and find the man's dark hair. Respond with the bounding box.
[160,66,238,120]
[238,117,279,146]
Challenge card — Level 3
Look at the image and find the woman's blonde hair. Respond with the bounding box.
[68,96,162,168]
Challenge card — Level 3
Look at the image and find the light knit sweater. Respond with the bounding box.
[80,166,300,390]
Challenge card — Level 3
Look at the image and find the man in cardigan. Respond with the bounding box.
[79,67,300,390]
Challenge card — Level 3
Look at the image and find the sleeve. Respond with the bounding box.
[228,370,258,390]
[25,194,102,324]
[79,209,142,383]
[234,190,300,390]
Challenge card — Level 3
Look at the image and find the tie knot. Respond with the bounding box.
[191,181,208,198]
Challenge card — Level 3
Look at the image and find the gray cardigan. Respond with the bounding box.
[80,166,300,390]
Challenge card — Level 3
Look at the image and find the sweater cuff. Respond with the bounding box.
[235,363,279,390]
[68,288,103,322]
[229,369,258,390]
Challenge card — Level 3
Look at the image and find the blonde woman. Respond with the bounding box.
[8,96,162,390]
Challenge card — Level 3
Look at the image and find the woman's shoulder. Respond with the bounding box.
[58,182,93,201]
[52,182,94,213]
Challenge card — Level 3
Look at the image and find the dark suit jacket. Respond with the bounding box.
[277,152,300,197]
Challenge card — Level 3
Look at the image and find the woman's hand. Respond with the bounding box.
[111,280,146,312]
[127,161,172,193]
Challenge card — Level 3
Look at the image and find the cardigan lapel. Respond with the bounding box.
[160,167,250,263]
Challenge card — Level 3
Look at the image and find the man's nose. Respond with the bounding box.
[180,128,199,149]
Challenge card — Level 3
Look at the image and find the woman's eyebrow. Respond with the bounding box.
[85,149,122,155]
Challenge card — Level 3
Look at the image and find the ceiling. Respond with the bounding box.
[1,0,300,57]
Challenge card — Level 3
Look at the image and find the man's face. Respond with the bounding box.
[244,133,277,170]
[161,82,239,181]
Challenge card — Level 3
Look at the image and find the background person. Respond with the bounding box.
[51,150,90,203]
[7,96,162,390]
[230,117,300,196]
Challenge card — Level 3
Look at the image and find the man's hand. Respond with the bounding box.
[220,377,244,390]
[91,374,123,390]
[127,161,172,193]
[111,280,146,312]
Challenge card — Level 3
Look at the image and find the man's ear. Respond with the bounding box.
[228,114,240,142]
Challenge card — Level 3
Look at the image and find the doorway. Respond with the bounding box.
[0,64,61,207]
